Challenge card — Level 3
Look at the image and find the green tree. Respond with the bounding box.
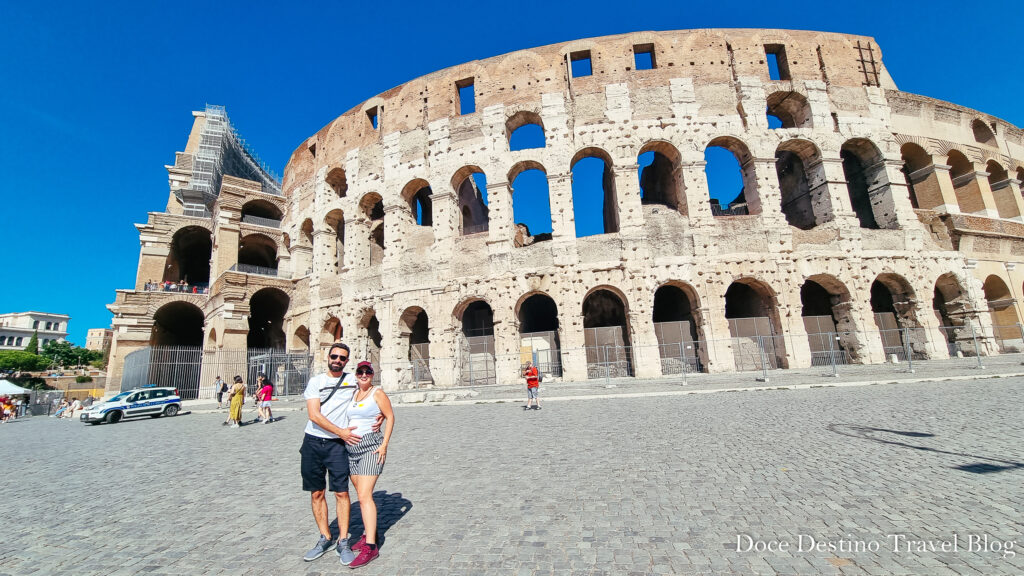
[0,350,49,371]
[23,331,38,355]
[41,340,103,368]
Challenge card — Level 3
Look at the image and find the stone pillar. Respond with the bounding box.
[559,305,589,382]
[780,305,813,370]
[953,166,998,217]
[989,178,1024,221]
[881,159,924,226]
[612,164,644,233]
[701,290,736,374]
[312,228,335,276]
[493,309,519,387]
[628,311,663,378]
[680,161,714,226]
[211,224,240,278]
[908,161,960,213]
[383,205,407,269]
[817,157,859,223]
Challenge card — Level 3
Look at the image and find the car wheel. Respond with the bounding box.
[164,405,180,417]
[105,411,122,424]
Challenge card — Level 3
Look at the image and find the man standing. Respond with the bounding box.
[300,343,361,566]
[523,361,541,410]
[214,376,226,408]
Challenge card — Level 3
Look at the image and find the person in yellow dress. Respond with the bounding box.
[227,375,246,428]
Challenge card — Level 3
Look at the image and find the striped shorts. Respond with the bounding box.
[347,430,385,476]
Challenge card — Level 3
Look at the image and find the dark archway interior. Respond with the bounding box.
[801,281,834,317]
[410,311,430,345]
[367,315,383,349]
[519,294,559,333]
[725,283,772,319]
[933,286,955,327]
[241,200,282,221]
[841,149,880,229]
[165,227,211,284]
[583,290,627,328]
[248,288,289,349]
[639,152,676,209]
[151,302,204,347]
[870,280,896,315]
[776,151,816,230]
[462,301,494,336]
[653,285,699,342]
[238,236,278,269]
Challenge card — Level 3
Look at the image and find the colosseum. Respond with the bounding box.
[106,29,1024,398]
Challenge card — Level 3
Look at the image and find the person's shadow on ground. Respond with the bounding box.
[332,491,412,549]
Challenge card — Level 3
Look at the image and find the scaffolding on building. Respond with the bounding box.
[175,104,282,213]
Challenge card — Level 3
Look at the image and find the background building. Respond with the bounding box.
[85,328,112,352]
[106,30,1024,399]
[0,312,70,350]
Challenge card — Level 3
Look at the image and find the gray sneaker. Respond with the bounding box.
[303,535,336,562]
[337,540,356,565]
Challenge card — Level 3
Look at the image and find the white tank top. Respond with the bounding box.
[348,387,382,436]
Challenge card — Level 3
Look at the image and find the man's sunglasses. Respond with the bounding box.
[356,369,374,376]
[329,354,349,360]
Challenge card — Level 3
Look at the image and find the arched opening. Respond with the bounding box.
[457,300,496,386]
[399,307,432,384]
[300,219,314,247]
[237,234,278,274]
[705,137,758,216]
[841,138,896,229]
[325,209,345,270]
[933,273,973,355]
[151,301,204,347]
[507,111,546,151]
[509,161,553,246]
[800,277,862,364]
[369,224,384,266]
[291,325,310,352]
[776,139,829,229]
[207,327,218,349]
[972,119,996,146]
[638,141,685,214]
[871,274,927,361]
[240,200,283,226]
[985,160,1020,220]
[360,193,384,265]
[247,288,288,350]
[326,167,348,198]
[402,179,433,227]
[652,283,704,373]
[452,166,489,235]
[946,149,982,215]
[765,91,812,129]
[163,226,211,287]
[725,279,787,370]
[571,148,619,236]
[582,288,633,378]
[983,275,1022,352]
[518,293,561,377]
[361,311,383,381]
[899,143,933,209]
[319,316,342,350]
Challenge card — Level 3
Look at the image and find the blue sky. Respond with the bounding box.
[1,0,1021,346]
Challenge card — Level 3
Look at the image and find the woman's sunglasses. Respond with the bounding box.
[356,369,374,376]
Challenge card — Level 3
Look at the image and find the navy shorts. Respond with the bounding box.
[299,433,350,492]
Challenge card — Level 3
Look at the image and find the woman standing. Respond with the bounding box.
[345,361,395,568]
[226,375,246,428]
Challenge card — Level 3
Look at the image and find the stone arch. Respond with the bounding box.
[517,291,563,375]
[776,139,830,229]
[240,199,282,222]
[358,192,384,221]
[800,274,864,363]
[508,161,553,246]
[570,146,619,236]
[319,315,343,349]
[207,326,218,349]
[870,272,928,360]
[841,138,897,229]
[638,140,685,214]
[324,209,345,270]
[164,225,212,286]
[325,167,348,198]
[705,136,759,216]
[582,286,633,377]
[398,306,431,381]
[506,110,545,151]
[932,272,975,354]
[151,301,204,347]
[238,233,279,271]
[652,281,705,372]
[765,91,812,128]
[453,297,496,385]
[972,119,996,146]
[982,275,1021,344]
[247,287,289,350]
[947,149,983,215]
[300,218,314,246]
[724,277,788,369]
[452,166,489,235]
[291,325,310,352]
[358,308,383,371]
[899,142,933,209]
[401,178,433,227]
[985,160,1020,220]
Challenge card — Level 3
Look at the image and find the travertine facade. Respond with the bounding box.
[106,30,1024,396]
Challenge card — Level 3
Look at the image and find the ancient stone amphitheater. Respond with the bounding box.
[106,29,1024,398]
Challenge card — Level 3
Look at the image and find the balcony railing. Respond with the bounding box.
[230,263,288,278]
[461,223,490,235]
[241,214,282,228]
[143,282,210,295]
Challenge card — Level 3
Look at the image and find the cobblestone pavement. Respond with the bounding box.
[2,377,1022,575]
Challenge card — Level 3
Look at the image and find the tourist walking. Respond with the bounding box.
[345,361,395,568]
[256,374,274,423]
[523,360,541,410]
[299,343,382,566]
[213,376,226,408]
[226,375,245,428]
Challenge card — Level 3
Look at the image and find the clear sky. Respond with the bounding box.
[1,0,1021,346]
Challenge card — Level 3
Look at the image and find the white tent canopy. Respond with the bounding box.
[0,380,32,395]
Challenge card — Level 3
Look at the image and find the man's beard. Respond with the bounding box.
[329,362,344,372]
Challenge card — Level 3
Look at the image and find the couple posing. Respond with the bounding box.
[300,343,395,569]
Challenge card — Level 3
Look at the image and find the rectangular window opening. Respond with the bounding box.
[366,106,379,130]
[570,50,592,77]
[633,44,655,70]
[764,44,791,81]
[456,78,475,115]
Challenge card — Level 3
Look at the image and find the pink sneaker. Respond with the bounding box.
[349,546,378,568]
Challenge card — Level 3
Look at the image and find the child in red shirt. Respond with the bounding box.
[523,361,541,410]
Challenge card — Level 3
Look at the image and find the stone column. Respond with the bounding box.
[989,178,1024,221]
[343,217,366,270]
[953,165,998,217]
[628,310,663,378]
[312,228,335,276]
[492,308,520,387]
[779,304,813,370]
[383,205,408,269]
[680,161,713,226]
[612,164,644,233]
[486,180,514,272]
[907,160,959,213]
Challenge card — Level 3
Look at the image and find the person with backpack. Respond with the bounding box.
[214,376,227,408]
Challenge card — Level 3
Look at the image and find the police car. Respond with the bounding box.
[80,386,182,424]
